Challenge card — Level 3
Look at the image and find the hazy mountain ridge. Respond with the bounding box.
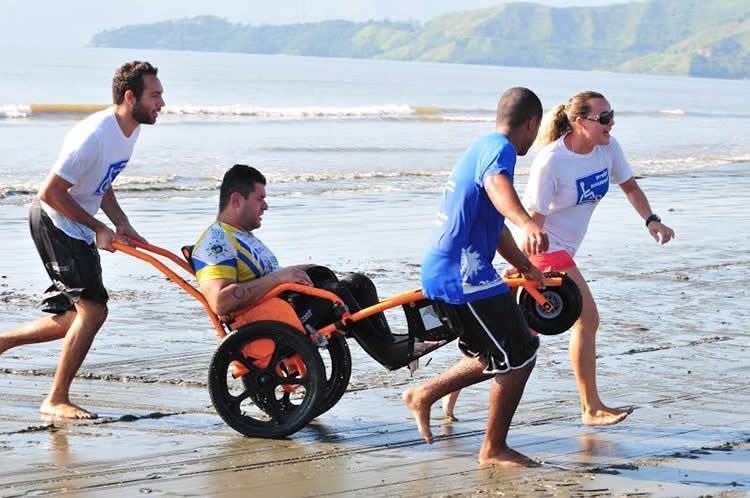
[91,0,750,79]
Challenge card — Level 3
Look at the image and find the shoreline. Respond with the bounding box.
[1,165,749,496]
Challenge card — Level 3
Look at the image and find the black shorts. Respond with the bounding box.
[29,199,109,314]
[451,292,539,374]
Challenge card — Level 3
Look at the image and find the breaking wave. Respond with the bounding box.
[0,170,451,201]
[3,155,750,203]
[5,104,749,122]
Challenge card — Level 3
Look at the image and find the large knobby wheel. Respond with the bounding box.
[208,321,325,439]
[245,332,352,419]
[518,272,583,335]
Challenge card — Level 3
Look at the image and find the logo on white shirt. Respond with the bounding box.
[95,160,128,196]
[576,168,609,205]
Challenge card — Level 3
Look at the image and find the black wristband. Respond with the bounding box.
[645,213,661,227]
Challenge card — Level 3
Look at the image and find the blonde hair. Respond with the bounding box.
[537,91,605,146]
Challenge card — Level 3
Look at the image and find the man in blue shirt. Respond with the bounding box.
[403,87,548,467]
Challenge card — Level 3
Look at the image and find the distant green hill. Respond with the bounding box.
[91,0,750,79]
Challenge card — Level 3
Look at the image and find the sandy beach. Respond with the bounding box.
[1,162,749,497]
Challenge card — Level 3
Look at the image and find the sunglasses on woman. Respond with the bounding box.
[583,109,615,125]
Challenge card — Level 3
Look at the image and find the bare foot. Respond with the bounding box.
[402,388,433,444]
[582,406,632,426]
[479,447,540,467]
[442,390,460,422]
[40,398,97,420]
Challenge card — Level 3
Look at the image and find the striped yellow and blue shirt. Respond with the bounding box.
[192,221,280,284]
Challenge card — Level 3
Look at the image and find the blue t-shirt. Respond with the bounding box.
[422,133,516,304]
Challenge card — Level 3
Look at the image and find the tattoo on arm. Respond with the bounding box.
[230,284,264,308]
[232,286,249,302]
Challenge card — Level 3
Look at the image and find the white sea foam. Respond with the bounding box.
[267,170,449,183]
[4,155,750,204]
[115,174,179,186]
[160,104,418,120]
[6,103,749,122]
[0,170,452,201]
[630,154,750,175]
[0,182,38,199]
[259,146,446,153]
[1,158,748,207]
[425,115,494,123]
[0,105,31,118]
[659,109,687,115]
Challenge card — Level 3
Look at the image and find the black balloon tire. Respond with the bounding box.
[518,272,583,335]
[246,331,352,419]
[208,321,325,439]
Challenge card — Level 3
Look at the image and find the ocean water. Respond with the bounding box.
[0,46,749,383]
[3,47,750,498]
[1,46,749,203]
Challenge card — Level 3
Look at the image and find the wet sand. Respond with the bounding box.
[1,166,750,497]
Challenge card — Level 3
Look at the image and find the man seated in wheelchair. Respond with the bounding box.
[190,164,394,350]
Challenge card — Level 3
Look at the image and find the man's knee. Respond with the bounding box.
[495,357,536,381]
[339,272,379,308]
[76,300,108,329]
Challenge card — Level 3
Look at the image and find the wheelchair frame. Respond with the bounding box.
[112,240,580,438]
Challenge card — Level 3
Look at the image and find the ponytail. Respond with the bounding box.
[538,104,570,146]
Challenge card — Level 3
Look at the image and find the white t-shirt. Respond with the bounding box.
[41,107,140,243]
[521,135,634,256]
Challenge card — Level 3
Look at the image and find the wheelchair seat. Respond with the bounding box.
[293,267,409,368]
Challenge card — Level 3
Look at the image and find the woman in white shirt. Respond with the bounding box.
[520,90,675,425]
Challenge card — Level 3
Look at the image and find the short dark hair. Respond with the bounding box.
[496,87,543,128]
[112,61,158,104]
[219,164,267,212]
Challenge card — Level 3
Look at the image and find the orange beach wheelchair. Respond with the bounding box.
[113,240,582,439]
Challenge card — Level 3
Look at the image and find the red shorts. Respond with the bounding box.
[529,250,576,272]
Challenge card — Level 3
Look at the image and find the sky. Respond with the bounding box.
[0,0,628,49]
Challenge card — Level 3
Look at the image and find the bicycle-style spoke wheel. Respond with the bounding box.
[208,321,325,438]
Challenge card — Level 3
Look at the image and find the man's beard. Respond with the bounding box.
[132,100,155,125]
